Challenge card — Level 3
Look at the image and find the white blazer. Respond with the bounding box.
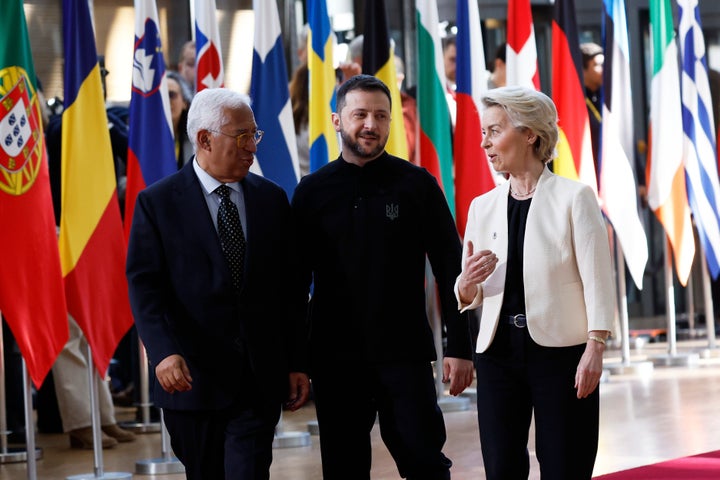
[455,167,616,352]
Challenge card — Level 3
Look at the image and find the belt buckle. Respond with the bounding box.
[511,314,527,328]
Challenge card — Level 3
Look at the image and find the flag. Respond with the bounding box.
[454,0,496,236]
[125,0,177,239]
[551,0,598,194]
[308,0,339,172]
[60,0,134,374]
[600,0,648,289]
[0,0,68,388]
[250,0,300,197]
[506,0,541,89]
[195,0,224,92]
[647,0,695,285]
[678,0,720,279]
[362,0,409,160]
[416,0,454,216]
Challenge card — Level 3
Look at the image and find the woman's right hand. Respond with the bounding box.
[458,241,497,303]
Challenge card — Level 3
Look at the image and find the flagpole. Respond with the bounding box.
[134,410,184,474]
[650,238,699,367]
[65,344,131,480]
[604,228,653,376]
[22,359,38,480]
[697,243,719,357]
[119,340,159,434]
[0,319,42,466]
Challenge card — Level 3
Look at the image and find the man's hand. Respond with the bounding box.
[442,357,474,396]
[285,372,310,411]
[155,354,193,394]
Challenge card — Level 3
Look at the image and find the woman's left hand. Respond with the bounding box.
[574,341,605,398]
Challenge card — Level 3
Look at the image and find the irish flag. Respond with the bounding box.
[647,0,695,285]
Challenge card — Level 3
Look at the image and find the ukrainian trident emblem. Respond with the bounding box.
[0,68,42,195]
[385,203,399,220]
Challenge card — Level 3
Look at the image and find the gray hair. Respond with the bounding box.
[481,86,559,163]
[186,88,252,153]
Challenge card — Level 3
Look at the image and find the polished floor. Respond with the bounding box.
[2,339,720,479]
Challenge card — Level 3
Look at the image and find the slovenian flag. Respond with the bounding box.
[124,0,177,239]
[195,0,224,92]
[600,0,648,289]
[678,0,720,279]
[250,0,299,197]
[647,0,695,285]
[453,0,495,236]
[308,0,339,172]
[60,0,134,375]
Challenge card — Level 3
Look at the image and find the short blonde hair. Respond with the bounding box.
[481,86,559,163]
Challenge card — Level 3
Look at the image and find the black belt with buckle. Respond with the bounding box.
[506,314,527,328]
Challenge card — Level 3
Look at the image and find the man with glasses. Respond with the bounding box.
[126,87,310,480]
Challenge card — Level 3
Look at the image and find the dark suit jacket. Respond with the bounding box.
[126,162,306,411]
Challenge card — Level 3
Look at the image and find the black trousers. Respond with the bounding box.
[474,322,599,480]
[312,361,452,480]
[163,401,280,480]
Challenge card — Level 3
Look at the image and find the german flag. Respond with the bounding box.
[60,0,133,375]
[362,0,408,160]
[551,0,598,193]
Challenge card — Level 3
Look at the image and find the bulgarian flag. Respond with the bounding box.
[646,0,695,285]
[416,0,454,216]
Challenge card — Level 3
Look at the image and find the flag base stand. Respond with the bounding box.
[66,472,132,480]
[605,361,654,376]
[650,353,700,367]
[438,395,470,413]
[0,446,42,464]
[135,457,185,475]
[307,420,319,435]
[117,420,161,434]
[272,431,311,449]
[698,346,720,359]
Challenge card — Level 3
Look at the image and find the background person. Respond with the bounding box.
[126,88,310,479]
[456,86,614,480]
[292,74,474,480]
[580,42,604,172]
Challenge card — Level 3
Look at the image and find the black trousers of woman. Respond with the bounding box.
[474,322,599,480]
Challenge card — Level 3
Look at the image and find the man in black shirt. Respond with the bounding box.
[292,75,474,480]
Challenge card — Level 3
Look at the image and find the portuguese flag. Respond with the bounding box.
[0,0,68,388]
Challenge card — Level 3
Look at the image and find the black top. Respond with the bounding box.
[500,194,532,316]
[292,152,473,366]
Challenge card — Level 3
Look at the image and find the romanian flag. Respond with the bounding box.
[362,0,408,160]
[250,0,300,197]
[125,0,177,239]
[195,0,224,92]
[551,0,598,194]
[506,0,541,89]
[600,0,648,289]
[454,0,495,236]
[416,0,454,216]
[0,0,68,388]
[308,0,339,172]
[647,0,694,285]
[678,0,720,279]
[60,0,134,374]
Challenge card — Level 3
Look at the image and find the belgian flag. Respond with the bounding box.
[362,0,409,160]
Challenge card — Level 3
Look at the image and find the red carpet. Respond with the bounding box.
[594,450,720,479]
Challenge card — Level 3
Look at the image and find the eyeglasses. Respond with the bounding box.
[208,129,264,148]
